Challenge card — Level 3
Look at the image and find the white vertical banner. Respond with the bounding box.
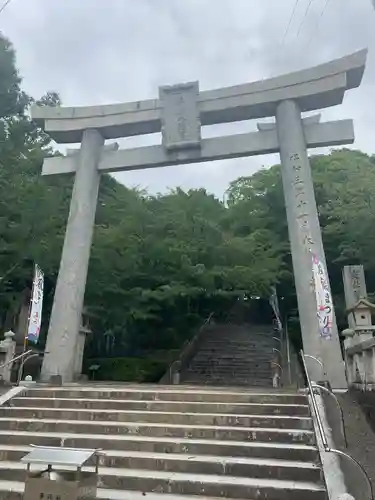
[312,254,333,339]
[27,264,44,343]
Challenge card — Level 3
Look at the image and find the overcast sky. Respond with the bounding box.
[2,0,375,196]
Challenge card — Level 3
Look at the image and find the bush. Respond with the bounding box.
[84,356,168,382]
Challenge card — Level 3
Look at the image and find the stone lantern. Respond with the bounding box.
[343,298,375,386]
[346,298,375,343]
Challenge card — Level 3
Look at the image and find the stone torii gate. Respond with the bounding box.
[32,49,367,389]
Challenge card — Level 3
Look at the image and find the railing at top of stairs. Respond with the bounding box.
[0,349,33,385]
[300,349,373,500]
[159,312,215,385]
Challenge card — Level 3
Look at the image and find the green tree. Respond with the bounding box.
[0,32,65,332]
[226,149,375,329]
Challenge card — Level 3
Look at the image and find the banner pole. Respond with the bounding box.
[19,263,36,382]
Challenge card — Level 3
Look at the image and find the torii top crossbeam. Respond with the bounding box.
[32,50,367,144]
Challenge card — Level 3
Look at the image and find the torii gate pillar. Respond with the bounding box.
[276,100,346,388]
[42,130,104,382]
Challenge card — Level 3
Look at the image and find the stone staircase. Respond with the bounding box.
[181,324,276,387]
[0,385,327,499]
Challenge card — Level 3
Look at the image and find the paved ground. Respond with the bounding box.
[336,390,375,497]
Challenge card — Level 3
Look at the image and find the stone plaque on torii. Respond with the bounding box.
[32,50,367,388]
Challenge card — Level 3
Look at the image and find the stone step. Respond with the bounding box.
[0,446,321,482]
[183,378,272,385]
[0,418,315,444]
[182,375,273,383]
[23,387,306,404]
[202,334,274,340]
[0,464,326,499]
[181,378,274,387]
[203,330,273,336]
[201,337,274,343]
[189,359,272,366]
[11,397,310,415]
[180,381,274,389]
[185,372,272,380]
[0,482,325,500]
[0,407,312,429]
[186,361,272,367]
[0,430,319,460]
[199,346,273,352]
[187,366,272,373]
[186,360,272,365]
[191,352,273,359]
[189,355,272,361]
[0,384,326,500]
[191,361,272,366]
[182,374,273,381]
[201,341,274,347]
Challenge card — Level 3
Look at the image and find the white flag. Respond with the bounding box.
[27,264,44,343]
[312,254,333,339]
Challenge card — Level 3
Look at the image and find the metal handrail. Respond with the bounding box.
[204,312,214,326]
[17,352,44,385]
[161,311,215,384]
[303,353,327,380]
[271,361,283,375]
[0,350,33,372]
[304,353,323,368]
[312,383,348,448]
[300,350,373,500]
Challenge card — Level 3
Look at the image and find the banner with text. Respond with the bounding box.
[27,264,44,343]
[312,254,333,339]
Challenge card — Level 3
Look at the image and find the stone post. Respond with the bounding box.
[275,99,347,389]
[73,329,88,380]
[41,129,104,383]
[343,265,367,329]
[0,330,16,383]
[73,309,92,380]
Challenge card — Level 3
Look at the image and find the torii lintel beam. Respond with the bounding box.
[32,50,367,144]
[42,118,354,176]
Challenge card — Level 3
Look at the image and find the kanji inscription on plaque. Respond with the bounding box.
[159,81,201,151]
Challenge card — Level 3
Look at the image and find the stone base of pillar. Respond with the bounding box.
[49,375,62,386]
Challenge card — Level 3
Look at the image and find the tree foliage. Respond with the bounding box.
[226,149,375,329]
